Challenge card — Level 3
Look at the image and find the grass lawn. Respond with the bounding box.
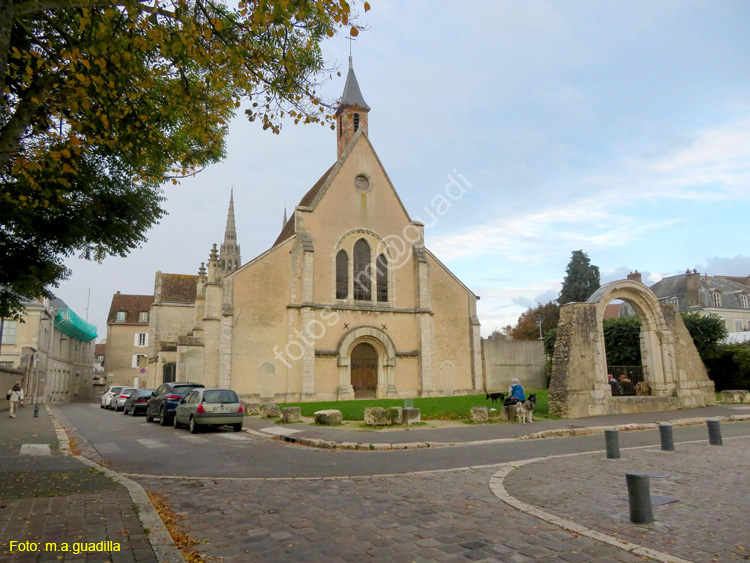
[278,389,556,421]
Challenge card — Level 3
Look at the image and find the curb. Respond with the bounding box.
[47,406,185,563]
[266,413,750,450]
[489,458,694,563]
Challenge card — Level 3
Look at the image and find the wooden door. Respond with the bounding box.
[351,343,378,399]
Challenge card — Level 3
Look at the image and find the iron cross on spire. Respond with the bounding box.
[347,35,356,56]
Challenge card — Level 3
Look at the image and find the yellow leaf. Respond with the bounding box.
[350,26,359,37]
[364,1,370,11]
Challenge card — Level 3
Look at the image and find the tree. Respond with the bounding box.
[488,325,513,341]
[602,316,642,366]
[558,250,600,305]
[511,301,560,341]
[680,312,728,361]
[1,0,368,318]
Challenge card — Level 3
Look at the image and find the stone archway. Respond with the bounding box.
[549,279,716,418]
[336,326,397,400]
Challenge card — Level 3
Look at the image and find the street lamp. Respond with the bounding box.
[536,316,545,340]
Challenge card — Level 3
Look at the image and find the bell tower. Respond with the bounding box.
[336,56,370,159]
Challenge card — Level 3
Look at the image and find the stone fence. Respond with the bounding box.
[481,339,547,393]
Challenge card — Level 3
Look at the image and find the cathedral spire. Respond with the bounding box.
[282,206,288,230]
[336,56,370,159]
[219,189,241,273]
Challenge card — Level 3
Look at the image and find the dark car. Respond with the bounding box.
[146,382,205,426]
[123,388,155,416]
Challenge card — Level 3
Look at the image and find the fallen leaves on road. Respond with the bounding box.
[147,491,211,562]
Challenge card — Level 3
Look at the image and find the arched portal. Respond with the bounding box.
[336,326,398,400]
[549,279,716,418]
[351,343,378,398]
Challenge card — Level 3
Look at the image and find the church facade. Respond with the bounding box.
[150,60,483,402]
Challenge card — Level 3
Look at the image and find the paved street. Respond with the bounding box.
[4,402,750,562]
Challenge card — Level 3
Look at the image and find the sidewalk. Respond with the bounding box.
[0,404,162,562]
[244,403,750,449]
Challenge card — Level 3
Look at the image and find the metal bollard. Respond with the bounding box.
[626,472,654,525]
[33,403,39,418]
[659,423,674,451]
[605,429,620,459]
[707,419,723,445]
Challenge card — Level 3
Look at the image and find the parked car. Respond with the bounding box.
[173,388,244,433]
[123,389,155,416]
[146,382,205,426]
[111,387,136,411]
[100,386,124,409]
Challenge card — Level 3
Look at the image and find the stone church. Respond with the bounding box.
[148,59,483,402]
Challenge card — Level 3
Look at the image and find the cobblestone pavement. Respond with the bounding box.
[0,406,159,562]
[504,436,750,562]
[134,469,646,562]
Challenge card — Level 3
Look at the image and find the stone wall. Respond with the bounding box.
[482,339,547,393]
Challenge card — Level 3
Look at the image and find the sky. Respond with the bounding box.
[56,0,750,341]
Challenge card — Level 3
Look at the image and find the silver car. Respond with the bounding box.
[173,388,244,434]
[100,386,124,409]
[112,387,137,411]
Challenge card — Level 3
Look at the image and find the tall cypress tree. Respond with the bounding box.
[558,250,601,304]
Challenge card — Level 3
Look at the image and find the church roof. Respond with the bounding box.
[335,56,370,116]
[159,273,197,304]
[272,163,336,247]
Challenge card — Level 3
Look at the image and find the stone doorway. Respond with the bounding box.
[351,342,378,399]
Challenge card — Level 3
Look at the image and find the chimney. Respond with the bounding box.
[627,270,642,284]
[685,270,701,307]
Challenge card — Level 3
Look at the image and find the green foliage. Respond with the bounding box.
[680,312,728,360]
[279,391,557,421]
[704,343,750,391]
[603,316,642,366]
[511,301,560,340]
[558,250,601,305]
[0,0,367,318]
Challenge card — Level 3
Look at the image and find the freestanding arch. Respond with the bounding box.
[336,326,398,400]
[549,279,716,418]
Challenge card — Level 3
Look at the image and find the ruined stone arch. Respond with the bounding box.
[335,326,398,400]
[549,279,716,418]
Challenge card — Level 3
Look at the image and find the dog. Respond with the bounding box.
[486,392,505,403]
[515,394,537,424]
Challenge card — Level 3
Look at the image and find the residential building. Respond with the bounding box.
[103,293,153,388]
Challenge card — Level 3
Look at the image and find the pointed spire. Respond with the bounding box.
[282,207,288,230]
[335,56,370,116]
[220,189,241,273]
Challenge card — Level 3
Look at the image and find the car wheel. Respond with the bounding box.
[123,406,128,415]
[146,409,154,422]
[232,423,243,432]
[189,417,199,434]
[159,406,170,426]
[100,402,104,409]
[130,407,137,416]
[173,415,181,429]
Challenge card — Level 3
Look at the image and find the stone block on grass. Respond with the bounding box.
[364,407,391,426]
[471,406,489,423]
[261,404,281,418]
[314,409,342,425]
[282,407,301,423]
[721,390,750,404]
[387,406,404,425]
[403,407,421,425]
[242,401,261,415]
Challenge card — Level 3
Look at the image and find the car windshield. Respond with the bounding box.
[138,390,153,397]
[203,390,239,403]
[171,386,199,397]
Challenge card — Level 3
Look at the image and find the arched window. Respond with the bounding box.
[336,250,348,299]
[376,254,388,302]
[353,113,360,132]
[353,239,371,301]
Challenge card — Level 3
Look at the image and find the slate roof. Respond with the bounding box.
[158,273,197,304]
[335,57,370,116]
[107,293,154,324]
[272,163,336,248]
[650,274,750,310]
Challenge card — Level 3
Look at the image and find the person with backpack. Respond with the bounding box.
[7,382,24,418]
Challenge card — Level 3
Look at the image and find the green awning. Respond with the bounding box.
[55,307,97,342]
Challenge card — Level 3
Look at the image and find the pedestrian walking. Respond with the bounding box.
[7,382,24,418]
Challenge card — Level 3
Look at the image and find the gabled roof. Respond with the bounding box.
[107,293,153,324]
[335,56,370,116]
[158,273,197,304]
